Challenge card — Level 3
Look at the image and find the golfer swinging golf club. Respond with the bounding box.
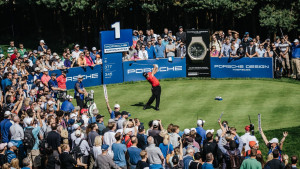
[143,64,161,111]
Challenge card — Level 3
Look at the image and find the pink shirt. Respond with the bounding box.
[85,56,94,66]
[41,74,51,86]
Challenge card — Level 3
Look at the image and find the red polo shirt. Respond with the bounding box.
[57,75,66,89]
[147,72,160,87]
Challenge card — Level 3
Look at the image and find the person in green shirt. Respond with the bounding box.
[240,149,262,169]
[7,41,16,57]
[18,43,27,58]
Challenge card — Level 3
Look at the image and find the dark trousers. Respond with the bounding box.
[146,86,161,108]
[76,96,84,109]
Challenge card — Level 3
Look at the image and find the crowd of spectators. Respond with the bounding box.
[209,30,300,79]
[0,27,299,169]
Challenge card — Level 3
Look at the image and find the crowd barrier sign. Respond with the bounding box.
[123,58,187,82]
[28,65,102,90]
[210,57,273,78]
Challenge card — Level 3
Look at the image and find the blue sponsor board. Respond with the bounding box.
[28,65,102,90]
[100,29,132,84]
[211,57,273,78]
[123,58,187,82]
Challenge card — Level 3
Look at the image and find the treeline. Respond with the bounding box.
[0,0,299,52]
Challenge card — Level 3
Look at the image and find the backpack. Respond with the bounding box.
[24,128,35,150]
[72,139,83,159]
[227,150,242,169]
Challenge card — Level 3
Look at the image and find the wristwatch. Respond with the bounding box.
[188,36,208,60]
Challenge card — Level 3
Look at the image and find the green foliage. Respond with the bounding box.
[141,3,158,13]
[259,4,298,32]
[35,0,89,15]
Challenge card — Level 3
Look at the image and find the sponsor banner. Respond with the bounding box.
[100,29,132,84]
[104,42,129,53]
[211,57,273,78]
[28,65,102,90]
[186,29,211,77]
[123,58,186,82]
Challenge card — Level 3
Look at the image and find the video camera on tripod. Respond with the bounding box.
[248,115,255,135]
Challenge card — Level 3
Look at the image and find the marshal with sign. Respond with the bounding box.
[186,29,210,77]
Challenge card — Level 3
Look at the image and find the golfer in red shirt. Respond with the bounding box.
[57,70,67,89]
[143,64,161,111]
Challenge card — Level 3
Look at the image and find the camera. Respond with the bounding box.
[250,123,255,135]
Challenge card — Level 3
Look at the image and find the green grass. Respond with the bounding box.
[70,78,300,158]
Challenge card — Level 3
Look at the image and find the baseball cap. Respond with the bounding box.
[197,119,205,126]
[168,38,172,41]
[66,95,73,99]
[4,111,11,117]
[249,141,257,148]
[33,50,38,54]
[75,130,81,137]
[0,54,4,58]
[83,46,88,50]
[179,26,183,29]
[244,32,249,35]
[40,52,45,56]
[73,124,80,129]
[184,128,190,135]
[108,119,115,123]
[114,104,120,108]
[70,113,77,119]
[0,143,7,150]
[40,40,45,44]
[191,128,196,132]
[269,138,279,144]
[53,52,58,56]
[51,73,57,76]
[168,30,172,33]
[49,107,54,111]
[294,39,299,43]
[77,75,83,79]
[96,114,105,119]
[48,100,55,105]
[101,144,109,150]
[23,55,28,58]
[81,108,88,114]
[75,44,80,47]
[143,72,148,77]
[114,111,121,117]
[24,118,33,125]
[153,120,159,127]
[205,129,214,135]
[138,125,145,131]
[8,142,18,148]
[245,125,250,131]
[43,68,48,72]
[164,35,168,38]
[124,128,132,134]
[92,47,97,51]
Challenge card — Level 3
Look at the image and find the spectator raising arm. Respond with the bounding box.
[260,128,269,146]
[279,132,288,150]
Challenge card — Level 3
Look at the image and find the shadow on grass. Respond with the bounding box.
[131,102,157,110]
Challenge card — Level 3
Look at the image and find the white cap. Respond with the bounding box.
[197,119,205,126]
[8,142,17,148]
[77,75,83,79]
[35,67,40,71]
[40,52,45,56]
[23,55,28,58]
[0,54,4,58]
[66,95,73,99]
[48,100,55,105]
[294,39,299,43]
[114,104,120,108]
[124,128,132,134]
[206,129,215,135]
[56,56,60,60]
[40,40,45,44]
[75,130,81,137]
[73,124,79,129]
[92,47,97,51]
[269,138,279,144]
[70,113,77,119]
[43,68,48,72]
[75,44,80,47]
[24,118,33,125]
[152,120,159,127]
[53,52,58,56]
[4,111,11,117]
[184,128,190,135]
[190,128,196,132]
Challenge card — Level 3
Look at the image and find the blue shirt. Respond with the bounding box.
[112,143,127,167]
[25,126,41,150]
[48,79,58,98]
[127,146,142,165]
[155,45,165,58]
[0,119,12,143]
[6,150,16,163]
[196,127,206,145]
[146,46,157,59]
[110,111,116,119]
[90,52,99,63]
[202,163,214,169]
[162,40,168,46]
[1,78,12,93]
[183,156,193,169]
[88,116,96,124]
[292,44,300,58]
[159,143,174,158]
[64,59,72,67]
[61,100,75,112]
[37,45,48,52]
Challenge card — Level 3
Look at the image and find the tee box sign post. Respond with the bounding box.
[100,22,132,84]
